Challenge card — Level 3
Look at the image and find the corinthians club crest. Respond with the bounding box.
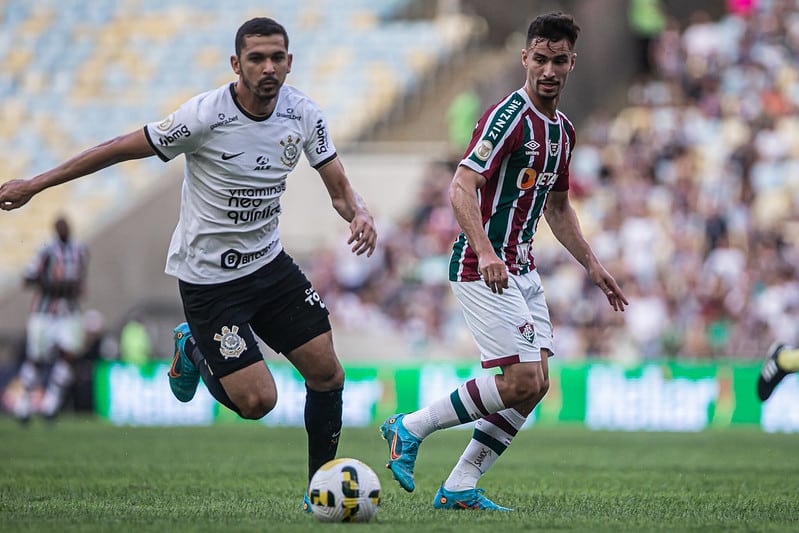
[280,135,301,167]
[214,325,247,359]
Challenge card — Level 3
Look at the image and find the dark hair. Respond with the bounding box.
[235,17,289,57]
[526,12,580,49]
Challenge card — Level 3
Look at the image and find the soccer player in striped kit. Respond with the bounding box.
[381,12,628,510]
[14,216,88,424]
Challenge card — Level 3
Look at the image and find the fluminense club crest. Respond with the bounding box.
[517,321,535,345]
[213,325,247,359]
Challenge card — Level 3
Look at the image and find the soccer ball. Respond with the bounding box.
[307,458,381,523]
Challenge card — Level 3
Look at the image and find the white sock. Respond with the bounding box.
[14,390,32,420]
[403,376,505,440]
[40,359,73,417]
[13,361,38,420]
[443,408,528,491]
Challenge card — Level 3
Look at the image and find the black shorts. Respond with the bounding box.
[178,251,331,378]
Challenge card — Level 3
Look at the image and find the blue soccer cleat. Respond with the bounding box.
[433,484,512,511]
[302,492,312,513]
[168,323,200,402]
[380,414,421,492]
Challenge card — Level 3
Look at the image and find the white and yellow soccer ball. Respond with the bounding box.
[307,458,381,523]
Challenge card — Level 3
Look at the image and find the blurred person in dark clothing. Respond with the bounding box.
[13,216,88,423]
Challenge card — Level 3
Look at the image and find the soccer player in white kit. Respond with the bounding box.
[0,18,377,508]
[380,13,628,510]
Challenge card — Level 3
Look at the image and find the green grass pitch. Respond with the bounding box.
[1,416,796,532]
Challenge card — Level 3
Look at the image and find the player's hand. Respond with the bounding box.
[479,253,508,294]
[0,179,35,211]
[589,265,628,312]
[347,211,377,257]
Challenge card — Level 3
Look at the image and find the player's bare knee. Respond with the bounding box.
[326,363,345,389]
[306,360,344,391]
[238,391,277,420]
[239,402,273,420]
[516,379,547,403]
[499,363,546,402]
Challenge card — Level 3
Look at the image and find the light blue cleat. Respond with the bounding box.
[380,414,421,492]
[302,492,312,513]
[168,323,200,402]
[433,484,512,511]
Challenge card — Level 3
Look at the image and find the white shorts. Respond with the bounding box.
[26,311,85,362]
[450,269,554,368]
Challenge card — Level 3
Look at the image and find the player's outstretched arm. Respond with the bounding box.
[0,129,155,211]
[544,190,628,312]
[317,157,377,257]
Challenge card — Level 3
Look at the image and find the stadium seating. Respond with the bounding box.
[0,0,482,286]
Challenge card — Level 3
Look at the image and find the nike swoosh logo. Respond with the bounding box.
[221,151,244,160]
[168,350,181,378]
[389,433,401,461]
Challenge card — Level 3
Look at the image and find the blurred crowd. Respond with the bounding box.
[303,1,799,361]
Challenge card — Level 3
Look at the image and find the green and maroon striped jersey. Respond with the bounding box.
[449,88,575,282]
[24,238,88,314]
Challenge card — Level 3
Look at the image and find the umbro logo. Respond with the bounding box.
[221,151,244,160]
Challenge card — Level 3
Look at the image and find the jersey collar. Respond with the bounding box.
[229,82,276,122]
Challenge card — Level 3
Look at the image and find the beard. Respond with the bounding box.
[241,73,281,102]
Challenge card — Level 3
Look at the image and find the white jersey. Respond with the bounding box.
[144,83,337,284]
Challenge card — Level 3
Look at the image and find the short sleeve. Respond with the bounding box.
[143,95,205,162]
[301,102,337,169]
[459,92,527,181]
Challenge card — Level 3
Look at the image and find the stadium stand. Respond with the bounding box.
[302,1,799,361]
[4,0,798,365]
[0,0,484,287]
